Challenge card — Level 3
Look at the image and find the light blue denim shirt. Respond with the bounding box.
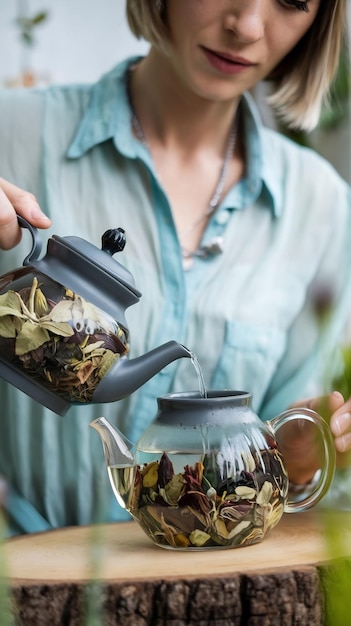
[0,57,351,534]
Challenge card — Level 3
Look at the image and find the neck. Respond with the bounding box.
[130,50,241,156]
[127,50,245,270]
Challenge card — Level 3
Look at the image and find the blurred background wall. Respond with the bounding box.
[1,0,149,85]
[1,0,350,183]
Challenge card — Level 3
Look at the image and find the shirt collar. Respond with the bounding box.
[67,59,282,217]
[223,91,283,218]
[67,57,141,160]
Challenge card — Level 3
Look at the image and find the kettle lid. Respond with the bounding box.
[18,217,142,320]
[50,228,141,297]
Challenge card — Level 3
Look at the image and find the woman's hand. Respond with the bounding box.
[275,391,351,484]
[0,177,51,250]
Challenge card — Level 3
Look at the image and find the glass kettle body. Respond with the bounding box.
[91,390,335,551]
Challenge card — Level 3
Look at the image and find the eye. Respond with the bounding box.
[280,0,310,12]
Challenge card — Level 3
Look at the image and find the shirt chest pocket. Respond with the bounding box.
[211,320,287,411]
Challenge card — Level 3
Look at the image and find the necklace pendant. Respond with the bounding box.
[199,236,224,257]
[181,235,225,270]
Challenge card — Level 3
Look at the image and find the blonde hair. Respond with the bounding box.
[126,0,348,131]
[267,0,348,130]
[126,0,167,48]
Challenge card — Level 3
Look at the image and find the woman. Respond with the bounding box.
[0,0,350,534]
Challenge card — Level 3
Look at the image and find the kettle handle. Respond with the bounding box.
[268,407,336,513]
[17,216,42,265]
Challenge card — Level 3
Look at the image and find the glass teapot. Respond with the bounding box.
[90,390,336,551]
[0,217,190,415]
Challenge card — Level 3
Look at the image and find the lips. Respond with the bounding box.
[202,47,255,75]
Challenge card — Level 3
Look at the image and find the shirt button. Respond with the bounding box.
[216,212,230,225]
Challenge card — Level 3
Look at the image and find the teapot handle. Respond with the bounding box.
[268,407,336,513]
[17,216,42,265]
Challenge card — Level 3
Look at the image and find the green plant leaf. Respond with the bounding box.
[31,11,49,25]
[21,31,34,46]
[331,346,351,399]
[16,17,30,29]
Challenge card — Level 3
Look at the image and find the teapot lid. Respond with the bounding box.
[50,228,141,297]
[20,217,142,321]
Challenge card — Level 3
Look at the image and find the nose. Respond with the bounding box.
[223,1,265,43]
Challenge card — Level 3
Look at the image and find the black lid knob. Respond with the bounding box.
[101,228,126,256]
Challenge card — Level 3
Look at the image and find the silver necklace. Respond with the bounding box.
[127,68,238,269]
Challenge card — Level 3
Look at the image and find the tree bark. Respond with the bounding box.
[5,512,351,626]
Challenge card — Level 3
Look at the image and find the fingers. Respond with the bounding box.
[291,391,351,458]
[0,177,51,250]
[309,392,347,428]
[330,395,351,453]
[290,391,345,416]
[301,392,351,454]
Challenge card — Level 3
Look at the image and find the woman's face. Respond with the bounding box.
[163,0,321,100]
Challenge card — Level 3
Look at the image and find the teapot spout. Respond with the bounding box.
[90,416,135,467]
[92,340,191,404]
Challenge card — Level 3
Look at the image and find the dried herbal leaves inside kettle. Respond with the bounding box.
[0,276,129,402]
[114,444,289,550]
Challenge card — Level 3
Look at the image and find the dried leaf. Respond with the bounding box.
[0,315,16,338]
[47,299,75,323]
[40,320,74,337]
[214,517,229,539]
[129,469,142,512]
[189,529,211,547]
[81,340,105,355]
[158,452,174,487]
[159,513,179,547]
[235,486,256,499]
[161,473,184,505]
[0,291,24,317]
[241,526,265,546]
[126,442,287,549]
[265,502,284,531]
[142,462,159,488]
[97,350,120,378]
[146,505,163,525]
[174,533,190,547]
[253,502,272,527]
[227,519,251,540]
[33,286,50,316]
[15,321,50,355]
[206,486,217,501]
[256,481,273,505]
[76,361,95,384]
[219,503,248,523]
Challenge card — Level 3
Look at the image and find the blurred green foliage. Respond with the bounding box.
[331,346,351,400]
[319,47,351,132]
[16,10,49,47]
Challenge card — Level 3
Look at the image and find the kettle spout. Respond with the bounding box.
[90,416,135,467]
[92,340,191,404]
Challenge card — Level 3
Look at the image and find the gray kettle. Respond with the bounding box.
[0,217,190,415]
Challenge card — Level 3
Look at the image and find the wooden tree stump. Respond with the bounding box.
[4,510,351,626]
